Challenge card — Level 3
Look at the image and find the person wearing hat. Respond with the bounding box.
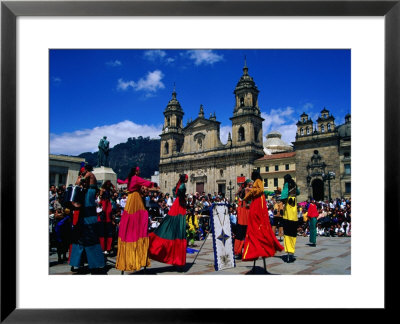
[306,198,319,247]
[115,166,159,273]
[281,174,300,263]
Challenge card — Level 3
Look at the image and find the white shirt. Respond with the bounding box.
[166,197,173,207]
[120,198,127,208]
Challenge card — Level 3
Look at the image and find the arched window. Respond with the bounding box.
[300,128,304,136]
[198,139,202,150]
[164,142,169,154]
[327,123,331,131]
[238,127,245,141]
[321,124,325,133]
[167,117,170,127]
[303,118,306,123]
[306,127,310,135]
[176,117,180,127]
[240,97,244,107]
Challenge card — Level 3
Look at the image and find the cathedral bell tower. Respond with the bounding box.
[160,86,184,158]
[230,58,264,148]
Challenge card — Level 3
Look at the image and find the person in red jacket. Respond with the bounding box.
[307,198,319,247]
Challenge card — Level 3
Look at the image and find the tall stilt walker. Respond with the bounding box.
[281,174,300,263]
[148,174,188,269]
[115,166,158,272]
[69,164,106,274]
[242,171,284,273]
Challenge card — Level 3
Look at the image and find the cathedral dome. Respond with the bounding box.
[264,131,293,153]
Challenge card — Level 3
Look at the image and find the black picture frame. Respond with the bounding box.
[1,0,398,322]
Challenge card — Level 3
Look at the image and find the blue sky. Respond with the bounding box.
[50,49,350,155]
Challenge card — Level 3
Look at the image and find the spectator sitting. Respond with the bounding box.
[165,193,173,207]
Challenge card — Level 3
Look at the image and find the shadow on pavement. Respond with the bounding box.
[244,266,279,275]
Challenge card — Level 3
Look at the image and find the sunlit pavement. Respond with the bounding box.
[49,234,350,275]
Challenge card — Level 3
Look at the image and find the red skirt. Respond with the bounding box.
[242,195,283,261]
[148,198,187,266]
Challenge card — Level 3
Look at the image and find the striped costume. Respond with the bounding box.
[148,182,187,266]
[115,176,155,272]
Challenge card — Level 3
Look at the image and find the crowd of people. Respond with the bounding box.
[49,166,351,274]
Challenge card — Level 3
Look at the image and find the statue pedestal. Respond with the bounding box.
[93,166,117,188]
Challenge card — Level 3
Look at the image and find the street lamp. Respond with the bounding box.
[323,171,335,201]
[227,180,234,203]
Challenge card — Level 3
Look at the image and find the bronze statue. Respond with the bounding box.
[97,136,110,167]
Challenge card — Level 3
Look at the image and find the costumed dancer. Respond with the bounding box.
[242,171,284,273]
[281,174,300,263]
[98,180,116,255]
[148,174,188,269]
[115,166,158,273]
[68,164,106,274]
[234,179,251,259]
[306,198,319,247]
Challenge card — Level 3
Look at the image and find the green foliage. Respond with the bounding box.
[78,137,160,180]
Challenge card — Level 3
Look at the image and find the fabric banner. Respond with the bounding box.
[210,203,235,271]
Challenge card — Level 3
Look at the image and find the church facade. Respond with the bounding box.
[294,109,351,202]
[158,62,351,203]
[159,62,265,196]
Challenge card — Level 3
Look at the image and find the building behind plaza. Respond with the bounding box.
[158,61,351,202]
[159,61,264,196]
[49,154,85,187]
[49,61,351,202]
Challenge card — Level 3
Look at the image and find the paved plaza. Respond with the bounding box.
[49,234,351,275]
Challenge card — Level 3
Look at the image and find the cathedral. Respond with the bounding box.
[158,60,351,202]
[294,109,351,202]
[159,61,264,196]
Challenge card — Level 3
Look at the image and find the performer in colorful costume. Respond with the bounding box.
[281,174,300,263]
[234,179,251,259]
[242,171,284,273]
[306,198,319,247]
[149,174,188,268]
[69,164,106,273]
[98,180,116,255]
[115,166,158,272]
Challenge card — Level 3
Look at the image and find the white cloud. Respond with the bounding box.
[106,60,122,67]
[186,50,223,65]
[117,70,165,93]
[261,106,298,144]
[50,120,162,156]
[219,125,232,144]
[144,50,175,64]
[143,50,166,61]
